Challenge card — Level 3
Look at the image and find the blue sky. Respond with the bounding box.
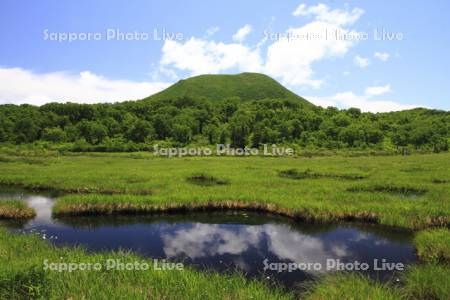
[0,0,449,111]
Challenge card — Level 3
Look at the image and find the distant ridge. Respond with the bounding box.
[143,72,313,105]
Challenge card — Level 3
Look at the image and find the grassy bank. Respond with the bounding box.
[414,228,450,263]
[0,200,35,219]
[305,265,450,300]
[304,273,402,300]
[1,228,449,299]
[402,263,450,299]
[0,228,291,299]
[0,153,449,229]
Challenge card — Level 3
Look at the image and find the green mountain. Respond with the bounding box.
[143,72,312,105]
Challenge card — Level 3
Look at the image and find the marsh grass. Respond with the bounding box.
[346,184,428,197]
[0,155,52,165]
[53,196,381,228]
[1,224,449,299]
[400,166,431,173]
[0,228,291,300]
[402,264,450,299]
[414,228,450,263]
[0,155,13,163]
[0,153,446,229]
[278,168,365,180]
[186,173,230,186]
[303,265,450,300]
[0,152,449,298]
[0,181,153,195]
[0,200,35,219]
[303,273,402,300]
[431,178,450,184]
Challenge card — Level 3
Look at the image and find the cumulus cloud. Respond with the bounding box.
[0,67,170,105]
[353,55,370,68]
[160,38,262,75]
[265,3,364,87]
[162,224,262,259]
[365,84,391,97]
[307,91,422,112]
[160,3,364,88]
[264,21,359,87]
[263,224,349,268]
[292,3,364,26]
[162,223,350,274]
[205,26,220,37]
[374,51,390,61]
[232,24,252,42]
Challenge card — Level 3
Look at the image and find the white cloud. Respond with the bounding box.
[205,26,220,37]
[160,3,364,89]
[292,3,364,26]
[307,91,422,112]
[264,4,364,87]
[232,24,252,42]
[264,22,359,88]
[160,38,262,75]
[354,55,370,68]
[162,224,262,260]
[162,223,350,275]
[374,51,390,61]
[365,84,391,97]
[0,67,170,105]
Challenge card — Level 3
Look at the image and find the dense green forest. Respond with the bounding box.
[0,73,448,153]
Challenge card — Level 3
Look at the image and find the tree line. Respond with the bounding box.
[0,97,448,152]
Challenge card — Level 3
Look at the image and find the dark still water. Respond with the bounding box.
[0,189,417,288]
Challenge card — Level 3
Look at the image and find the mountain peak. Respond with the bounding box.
[143,73,312,105]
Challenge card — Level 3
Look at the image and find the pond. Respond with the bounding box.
[0,188,417,288]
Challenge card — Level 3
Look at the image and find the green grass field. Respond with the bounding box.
[0,152,449,299]
[0,152,448,229]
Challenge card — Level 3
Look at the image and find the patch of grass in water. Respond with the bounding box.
[347,185,427,197]
[0,200,36,219]
[279,168,365,180]
[52,194,380,226]
[187,173,230,186]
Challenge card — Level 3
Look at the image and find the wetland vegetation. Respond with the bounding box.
[0,200,35,219]
[0,151,449,299]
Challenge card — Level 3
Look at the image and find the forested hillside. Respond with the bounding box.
[0,73,448,153]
